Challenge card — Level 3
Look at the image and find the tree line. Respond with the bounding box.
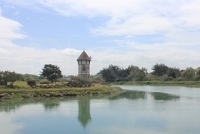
[0,64,62,87]
[1,63,200,87]
[98,64,200,82]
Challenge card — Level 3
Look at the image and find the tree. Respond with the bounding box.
[0,71,21,86]
[22,74,40,81]
[127,65,140,79]
[167,67,180,78]
[184,67,195,80]
[40,64,62,82]
[98,65,147,82]
[196,67,200,76]
[152,63,169,76]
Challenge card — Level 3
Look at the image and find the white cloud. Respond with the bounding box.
[0,1,200,75]
[0,11,25,40]
[0,104,44,134]
[3,0,200,37]
[31,0,200,37]
[1,40,200,75]
[0,113,23,134]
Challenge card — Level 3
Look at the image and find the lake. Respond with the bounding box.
[0,85,200,134]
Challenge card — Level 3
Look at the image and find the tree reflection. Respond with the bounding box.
[151,92,180,101]
[43,102,60,110]
[0,103,18,112]
[78,97,91,128]
[109,91,146,100]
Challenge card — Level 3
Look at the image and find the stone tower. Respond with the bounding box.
[77,51,91,79]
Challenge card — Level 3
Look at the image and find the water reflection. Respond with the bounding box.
[0,91,180,131]
[1,87,200,134]
[109,91,146,100]
[0,102,18,112]
[78,97,91,128]
[0,91,180,113]
[151,92,180,101]
[43,101,60,110]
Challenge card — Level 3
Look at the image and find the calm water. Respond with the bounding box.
[1,85,200,134]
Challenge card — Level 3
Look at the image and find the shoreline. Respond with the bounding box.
[0,85,123,100]
[110,81,200,87]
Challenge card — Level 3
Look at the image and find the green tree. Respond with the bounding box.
[98,65,147,82]
[195,67,200,80]
[40,64,62,82]
[184,67,195,80]
[152,63,169,76]
[127,65,140,79]
[126,66,147,81]
[196,67,200,76]
[0,71,21,86]
[167,67,180,78]
[22,74,40,81]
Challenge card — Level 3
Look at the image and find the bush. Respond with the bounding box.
[146,74,159,81]
[173,77,186,81]
[159,75,173,81]
[27,80,36,88]
[194,76,200,81]
[39,79,50,84]
[0,81,5,85]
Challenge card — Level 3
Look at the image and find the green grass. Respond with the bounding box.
[12,81,30,87]
[113,81,200,87]
[0,83,121,93]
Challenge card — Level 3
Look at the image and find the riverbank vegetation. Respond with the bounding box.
[1,63,200,91]
[0,64,123,100]
[97,64,200,86]
[0,83,122,100]
[112,81,200,87]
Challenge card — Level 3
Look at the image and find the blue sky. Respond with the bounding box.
[0,0,200,75]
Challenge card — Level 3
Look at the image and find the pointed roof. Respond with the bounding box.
[77,51,91,61]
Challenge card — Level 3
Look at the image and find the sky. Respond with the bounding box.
[0,0,200,76]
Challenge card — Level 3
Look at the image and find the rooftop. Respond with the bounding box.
[77,51,91,61]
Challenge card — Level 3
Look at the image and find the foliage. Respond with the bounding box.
[40,64,63,83]
[22,74,40,81]
[98,64,200,82]
[152,63,169,77]
[194,67,200,80]
[39,79,50,84]
[0,71,22,86]
[151,64,181,79]
[184,67,195,80]
[27,80,36,88]
[98,65,147,82]
[89,75,104,83]
[167,67,180,78]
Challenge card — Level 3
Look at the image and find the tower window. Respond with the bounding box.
[82,65,86,71]
[82,61,86,64]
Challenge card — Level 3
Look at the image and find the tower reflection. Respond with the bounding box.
[78,97,91,128]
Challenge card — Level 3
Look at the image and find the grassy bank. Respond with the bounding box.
[0,84,123,100]
[112,81,200,87]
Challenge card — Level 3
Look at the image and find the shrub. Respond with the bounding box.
[39,79,50,84]
[27,80,36,88]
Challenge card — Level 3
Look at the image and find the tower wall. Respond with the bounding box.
[77,51,91,81]
[78,60,90,78]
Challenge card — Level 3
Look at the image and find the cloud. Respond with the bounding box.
[28,0,200,37]
[0,9,25,40]
[0,114,23,134]
[3,0,200,37]
[0,104,44,134]
[0,1,200,75]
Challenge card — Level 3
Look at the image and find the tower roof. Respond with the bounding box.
[77,51,91,61]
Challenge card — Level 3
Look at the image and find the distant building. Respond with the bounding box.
[77,51,91,79]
